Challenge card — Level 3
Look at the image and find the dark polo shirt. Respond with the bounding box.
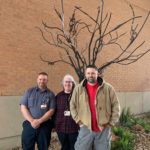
[20,86,55,119]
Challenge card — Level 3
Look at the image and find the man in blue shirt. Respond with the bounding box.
[20,72,55,150]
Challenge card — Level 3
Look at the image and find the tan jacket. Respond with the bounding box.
[70,77,120,130]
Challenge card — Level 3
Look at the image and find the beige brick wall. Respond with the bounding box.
[0,0,150,96]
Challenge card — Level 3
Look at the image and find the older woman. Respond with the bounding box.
[55,74,79,150]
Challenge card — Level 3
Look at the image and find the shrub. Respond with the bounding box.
[119,107,134,128]
[119,107,150,133]
[111,127,135,150]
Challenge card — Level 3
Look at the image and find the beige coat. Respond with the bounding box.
[70,77,120,130]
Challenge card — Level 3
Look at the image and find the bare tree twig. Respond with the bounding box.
[38,0,150,81]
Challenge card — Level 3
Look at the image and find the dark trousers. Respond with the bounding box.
[22,120,53,150]
[57,132,78,150]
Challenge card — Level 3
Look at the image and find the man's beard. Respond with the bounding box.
[38,83,47,89]
[87,78,97,84]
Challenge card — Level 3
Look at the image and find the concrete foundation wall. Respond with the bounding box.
[117,92,150,114]
[0,93,150,149]
[0,96,23,150]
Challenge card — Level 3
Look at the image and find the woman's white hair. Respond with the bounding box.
[61,74,76,86]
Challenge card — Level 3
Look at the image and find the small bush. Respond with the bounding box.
[132,117,150,133]
[111,127,135,150]
[119,107,134,128]
[119,107,150,133]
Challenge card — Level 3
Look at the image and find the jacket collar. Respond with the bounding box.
[81,77,103,87]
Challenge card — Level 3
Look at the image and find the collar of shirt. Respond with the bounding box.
[35,86,48,93]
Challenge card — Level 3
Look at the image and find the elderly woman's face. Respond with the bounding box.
[63,77,73,93]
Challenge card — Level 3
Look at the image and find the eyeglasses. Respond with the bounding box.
[64,81,73,83]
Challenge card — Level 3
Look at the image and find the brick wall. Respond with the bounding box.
[0,0,150,95]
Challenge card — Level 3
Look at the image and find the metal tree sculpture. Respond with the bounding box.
[38,0,150,82]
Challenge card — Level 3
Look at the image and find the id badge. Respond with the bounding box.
[41,104,47,109]
[64,111,71,116]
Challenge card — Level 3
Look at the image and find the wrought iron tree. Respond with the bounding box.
[38,0,150,82]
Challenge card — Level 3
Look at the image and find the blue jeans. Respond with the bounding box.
[21,120,53,150]
[75,126,111,150]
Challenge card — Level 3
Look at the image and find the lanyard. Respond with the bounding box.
[65,93,72,111]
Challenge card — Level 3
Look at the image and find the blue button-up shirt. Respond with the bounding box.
[20,86,55,119]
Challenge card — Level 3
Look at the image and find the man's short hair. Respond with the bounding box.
[86,65,98,71]
[38,72,48,76]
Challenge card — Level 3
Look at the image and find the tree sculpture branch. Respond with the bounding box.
[38,0,150,81]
